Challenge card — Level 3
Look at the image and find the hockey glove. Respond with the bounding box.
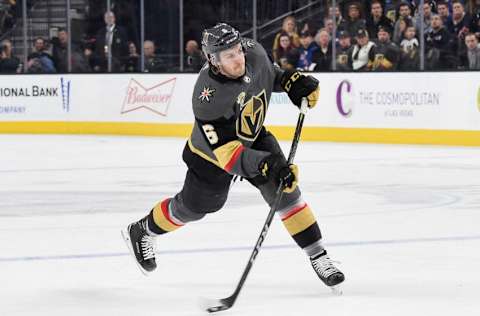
[258,154,298,193]
[281,70,320,109]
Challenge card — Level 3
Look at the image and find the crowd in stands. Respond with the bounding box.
[0,0,18,36]
[0,8,206,74]
[272,0,480,71]
[1,0,480,73]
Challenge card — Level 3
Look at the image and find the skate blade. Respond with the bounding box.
[330,285,343,296]
[121,228,151,277]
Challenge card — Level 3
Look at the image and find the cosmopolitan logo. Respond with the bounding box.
[121,78,176,116]
[336,80,353,117]
[0,86,58,97]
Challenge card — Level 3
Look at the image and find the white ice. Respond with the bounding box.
[0,134,479,316]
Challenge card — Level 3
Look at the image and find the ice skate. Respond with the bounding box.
[310,250,345,294]
[121,216,157,275]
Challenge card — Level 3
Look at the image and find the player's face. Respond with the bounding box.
[218,43,245,79]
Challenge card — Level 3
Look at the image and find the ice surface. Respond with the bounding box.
[1,135,479,316]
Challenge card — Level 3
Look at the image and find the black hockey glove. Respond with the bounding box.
[258,154,298,193]
[281,70,320,109]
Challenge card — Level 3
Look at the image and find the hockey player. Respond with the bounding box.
[122,23,345,290]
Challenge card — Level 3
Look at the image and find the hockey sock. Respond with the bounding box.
[147,198,185,235]
[278,201,324,256]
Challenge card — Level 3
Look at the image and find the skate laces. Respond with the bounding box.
[140,235,156,260]
[311,254,341,279]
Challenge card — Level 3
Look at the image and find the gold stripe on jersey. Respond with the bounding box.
[212,140,244,171]
[187,138,222,168]
[152,199,183,232]
[281,204,316,236]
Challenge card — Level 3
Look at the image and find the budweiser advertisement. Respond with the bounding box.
[121,77,177,116]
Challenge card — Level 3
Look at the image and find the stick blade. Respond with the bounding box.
[199,296,234,313]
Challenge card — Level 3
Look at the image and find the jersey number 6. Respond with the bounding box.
[202,124,219,145]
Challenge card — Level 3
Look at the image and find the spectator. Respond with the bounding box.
[311,28,333,71]
[371,26,400,71]
[0,39,20,73]
[83,43,97,71]
[399,26,420,70]
[437,1,452,25]
[459,32,480,68]
[366,0,394,40]
[125,41,140,72]
[292,30,317,71]
[0,0,15,35]
[467,0,480,15]
[143,40,164,73]
[394,16,414,44]
[415,1,434,35]
[51,28,68,72]
[27,37,55,73]
[447,1,473,40]
[273,32,296,70]
[425,14,457,69]
[326,4,344,27]
[335,30,353,71]
[351,28,376,71]
[323,17,335,36]
[339,2,367,38]
[299,19,320,36]
[394,2,416,44]
[185,40,205,72]
[51,29,90,73]
[94,11,129,72]
[272,16,300,61]
[468,0,480,36]
[384,0,399,22]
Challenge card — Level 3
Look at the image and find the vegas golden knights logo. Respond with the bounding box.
[237,89,267,141]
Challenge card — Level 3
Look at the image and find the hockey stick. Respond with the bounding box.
[202,98,309,313]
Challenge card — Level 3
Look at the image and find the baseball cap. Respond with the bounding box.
[299,30,312,38]
[338,30,350,39]
[356,28,368,38]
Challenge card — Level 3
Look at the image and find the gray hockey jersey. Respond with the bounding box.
[188,39,286,178]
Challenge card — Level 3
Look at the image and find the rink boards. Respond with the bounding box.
[0,72,479,146]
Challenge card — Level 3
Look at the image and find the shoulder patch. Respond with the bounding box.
[245,39,256,49]
[198,86,216,103]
